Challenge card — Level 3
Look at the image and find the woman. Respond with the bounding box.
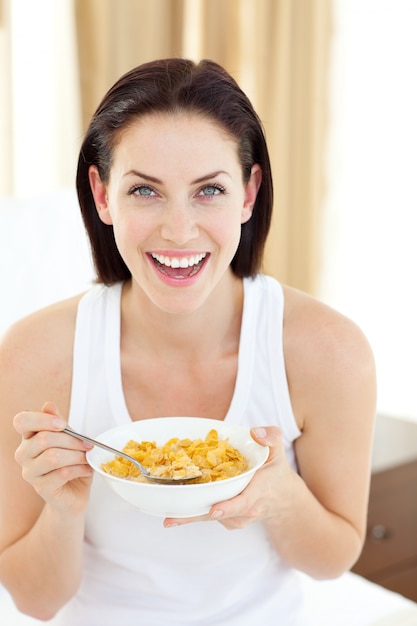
[0,59,376,625]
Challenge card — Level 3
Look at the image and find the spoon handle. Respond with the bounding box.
[63,426,201,484]
[63,426,149,474]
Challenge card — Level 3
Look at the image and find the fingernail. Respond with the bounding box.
[164,520,180,528]
[53,417,66,429]
[252,427,267,439]
[211,509,223,519]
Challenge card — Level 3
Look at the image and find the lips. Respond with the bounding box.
[150,252,208,278]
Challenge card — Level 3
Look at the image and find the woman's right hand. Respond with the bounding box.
[13,401,94,514]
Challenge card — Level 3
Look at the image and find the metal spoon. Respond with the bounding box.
[63,426,202,485]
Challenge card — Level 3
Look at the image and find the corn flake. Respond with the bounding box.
[101,429,248,483]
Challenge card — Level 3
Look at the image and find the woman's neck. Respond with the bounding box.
[120,273,244,362]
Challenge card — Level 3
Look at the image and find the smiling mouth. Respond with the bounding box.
[150,252,208,279]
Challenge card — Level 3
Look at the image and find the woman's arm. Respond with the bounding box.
[273,287,377,577]
[0,298,93,620]
[169,288,376,580]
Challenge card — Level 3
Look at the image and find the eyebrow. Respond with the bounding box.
[123,170,231,184]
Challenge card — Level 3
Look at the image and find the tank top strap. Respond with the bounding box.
[68,283,124,430]
[263,276,300,443]
[227,276,300,447]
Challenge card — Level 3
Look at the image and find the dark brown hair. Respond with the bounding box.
[76,58,273,283]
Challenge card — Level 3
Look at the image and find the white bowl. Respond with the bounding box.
[86,417,269,518]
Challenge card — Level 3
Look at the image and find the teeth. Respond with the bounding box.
[151,253,207,268]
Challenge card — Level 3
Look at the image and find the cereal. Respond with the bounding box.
[101,429,248,483]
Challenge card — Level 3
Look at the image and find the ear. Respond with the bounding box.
[241,164,262,224]
[88,165,113,225]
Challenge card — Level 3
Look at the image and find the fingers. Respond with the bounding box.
[13,404,93,484]
[163,492,260,530]
[250,425,281,454]
[13,404,66,440]
[15,426,92,481]
[164,427,286,530]
[20,443,92,485]
[12,404,94,511]
[15,422,92,465]
[208,492,263,530]
[41,401,62,418]
[163,514,209,528]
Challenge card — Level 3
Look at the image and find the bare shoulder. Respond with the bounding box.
[281,285,376,429]
[0,293,85,416]
[282,284,374,363]
[0,295,86,552]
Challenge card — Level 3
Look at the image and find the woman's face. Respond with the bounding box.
[89,112,261,314]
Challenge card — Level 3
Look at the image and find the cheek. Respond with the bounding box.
[212,213,244,256]
[110,215,149,259]
[113,210,153,241]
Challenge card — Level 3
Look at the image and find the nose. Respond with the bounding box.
[160,201,199,245]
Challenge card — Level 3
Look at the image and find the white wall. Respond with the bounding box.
[0,189,94,335]
[318,0,417,469]
[318,0,417,427]
[3,0,81,196]
[372,415,417,471]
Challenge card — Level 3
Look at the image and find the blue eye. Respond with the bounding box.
[128,185,156,197]
[199,184,226,197]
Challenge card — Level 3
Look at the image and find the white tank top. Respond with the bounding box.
[55,275,305,625]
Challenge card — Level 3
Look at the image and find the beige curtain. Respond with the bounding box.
[75,0,332,294]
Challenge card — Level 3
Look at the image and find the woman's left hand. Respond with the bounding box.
[163,426,294,529]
